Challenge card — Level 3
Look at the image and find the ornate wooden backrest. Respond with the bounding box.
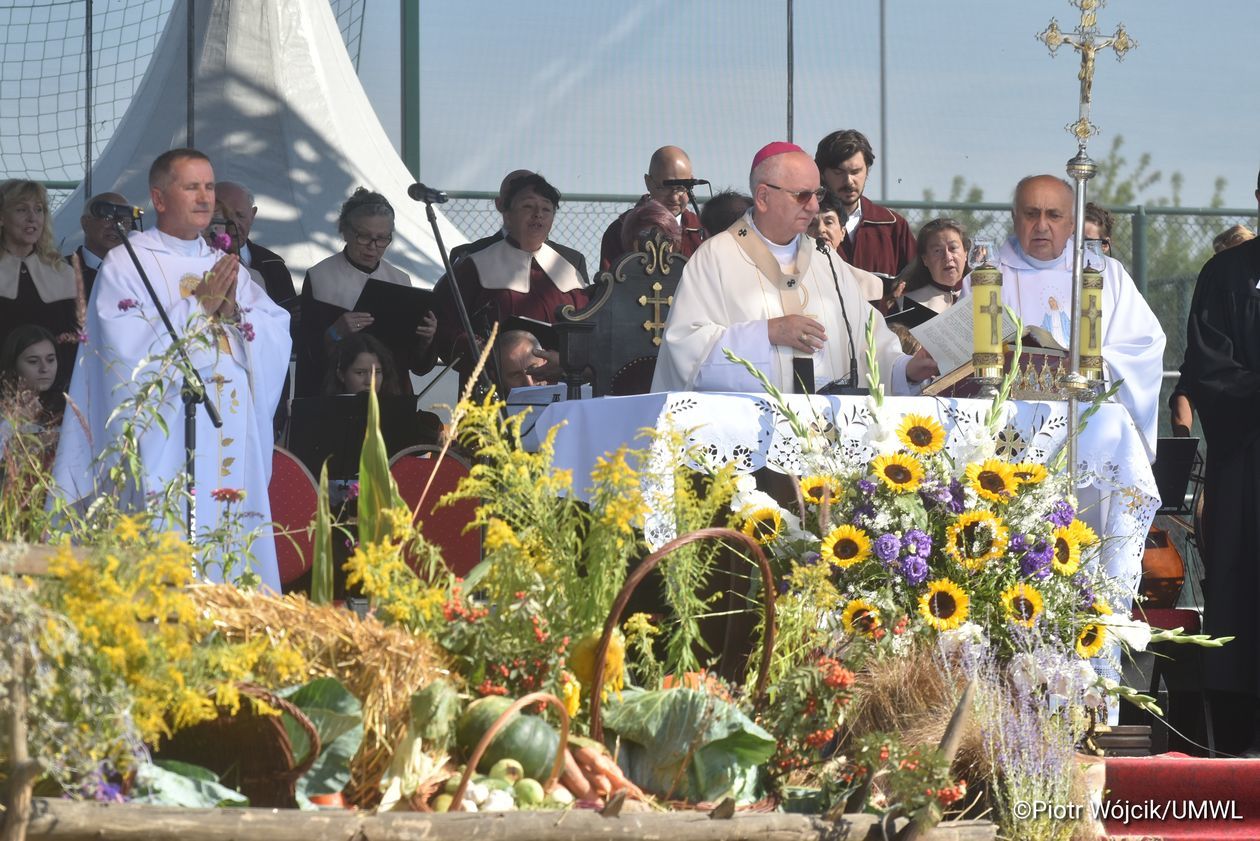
[554,232,686,396]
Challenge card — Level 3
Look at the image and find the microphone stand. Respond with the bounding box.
[417,198,501,398]
[111,217,223,543]
[685,187,705,240]
[815,238,868,396]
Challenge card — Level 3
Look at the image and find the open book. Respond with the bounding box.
[910,302,1067,398]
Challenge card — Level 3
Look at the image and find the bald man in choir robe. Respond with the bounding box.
[599,146,705,272]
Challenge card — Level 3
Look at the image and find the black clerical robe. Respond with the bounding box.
[1179,237,1260,698]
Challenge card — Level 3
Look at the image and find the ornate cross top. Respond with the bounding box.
[1038,0,1136,146]
[638,281,673,346]
[1081,297,1103,349]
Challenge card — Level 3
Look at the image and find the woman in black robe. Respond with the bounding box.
[294,188,437,397]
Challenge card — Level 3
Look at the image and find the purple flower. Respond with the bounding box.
[857,478,876,495]
[76,330,88,343]
[874,533,901,563]
[947,480,966,514]
[1021,539,1054,579]
[1048,500,1075,527]
[1009,533,1029,554]
[239,320,256,342]
[851,503,875,528]
[919,480,955,510]
[212,231,233,252]
[900,555,929,586]
[1073,572,1096,610]
[902,529,932,558]
[117,298,140,311]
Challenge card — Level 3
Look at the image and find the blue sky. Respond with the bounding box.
[355,0,1259,209]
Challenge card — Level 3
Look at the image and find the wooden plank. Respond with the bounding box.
[0,543,76,577]
[20,799,996,841]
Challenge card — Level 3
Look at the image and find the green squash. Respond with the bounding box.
[456,696,560,781]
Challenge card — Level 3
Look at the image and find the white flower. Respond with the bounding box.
[862,402,900,456]
[1008,651,1043,694]
[937,621,988,660]
[952,423,996,468]
[1098,614,1153,653]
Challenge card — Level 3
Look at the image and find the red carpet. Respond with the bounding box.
[1104,753,1260,838]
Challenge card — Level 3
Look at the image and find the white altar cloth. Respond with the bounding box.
[522,393,1159,591]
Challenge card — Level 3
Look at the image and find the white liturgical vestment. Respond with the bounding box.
[53,228,291,590]
[652,212,911,394]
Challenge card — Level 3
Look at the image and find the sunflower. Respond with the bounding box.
[800,475,842,506]
[1012,462,1049,486]
[1091,599,1113,616]
[1051,526,1081,576]
[821,525,872,569]
[1067,519,1099,547]
[871,453,925,493]
[1001,583,1045,627]
[741,507,783,545]
[919,579,970,631]
[944,511,1010,571]
[841,598,882,636]
[965,458,1018,503]
[1075,622,1107,658]
[896,414,946,455]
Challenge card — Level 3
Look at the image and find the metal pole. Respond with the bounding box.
[1064,149,1099,487]
[84,0,93,197]
[785,0,793,142]
[186,0,194,147]
[401,0,421,178]
[879,0,887,200]
[1132,204,1148,296]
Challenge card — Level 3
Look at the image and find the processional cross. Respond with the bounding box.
[1081,297,1102,349]
[1037,0,1136,145]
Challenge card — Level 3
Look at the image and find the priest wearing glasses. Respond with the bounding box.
[652,142,937,395]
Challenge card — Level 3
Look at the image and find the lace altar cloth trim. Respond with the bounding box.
[530,393,1159,585]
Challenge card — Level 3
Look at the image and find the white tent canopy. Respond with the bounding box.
[53,0,465,286]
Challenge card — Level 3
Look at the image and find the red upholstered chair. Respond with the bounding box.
[1132,605,1215,757]
[388,445,480,578]
[269,446,319,587]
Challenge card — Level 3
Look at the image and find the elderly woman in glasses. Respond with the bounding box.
[432,173,587,385]
[295,188,438,397]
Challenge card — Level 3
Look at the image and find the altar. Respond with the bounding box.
[522,392,1160,588]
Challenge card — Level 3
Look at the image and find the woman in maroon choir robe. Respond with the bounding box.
[0,180,79,396]
[432,173,588,382]
[295,188,437,397]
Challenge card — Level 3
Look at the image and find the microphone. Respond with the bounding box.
[814,237,867,396]
[407,182,449,204]
[89,200,143,221]
[661,178,709,188]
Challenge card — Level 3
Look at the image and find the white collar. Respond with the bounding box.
[80,247,104,271]
[307,251,410,311]
[0,251,76,302]
[239,241,253,267]
[845,202,862,235]
[747,215,799,267]
[467,238,584,294]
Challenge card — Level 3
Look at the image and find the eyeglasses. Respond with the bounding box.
[352,228,393,248]
[649,177,689,195]
[764,183,826,205]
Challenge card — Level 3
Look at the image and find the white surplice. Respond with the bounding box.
[52,228,291,591]
[652,212,912,394]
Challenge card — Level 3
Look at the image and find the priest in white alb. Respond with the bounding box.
[652,142,937,394]
[53,148,291,591]
[962,175,1165,455]
[961,173,1165,596]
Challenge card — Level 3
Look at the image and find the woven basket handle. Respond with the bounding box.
[588,526,777,742]
[238,682,322,783]
[448,691,570,811]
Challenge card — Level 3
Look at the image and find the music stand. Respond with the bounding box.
[1152,437,1200,515]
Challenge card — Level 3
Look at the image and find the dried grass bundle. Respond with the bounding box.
[842,644,990,781]
[191,584,454,806]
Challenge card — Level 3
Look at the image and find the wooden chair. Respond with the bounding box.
[554,231,686,396]
[269,445,318,587]
[388,445,480,578]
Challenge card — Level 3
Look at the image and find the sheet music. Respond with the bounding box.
[910,300,1018,375]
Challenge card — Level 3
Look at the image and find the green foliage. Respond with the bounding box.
[310,462,333,605]
[602,686,776,803]
[130,759,249,808]
[277,677,364,808]
[356,385,406,549]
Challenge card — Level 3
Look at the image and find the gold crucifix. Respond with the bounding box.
[638,281,673,346]
[1037,0,1136,144]
[979,291,1002,346]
